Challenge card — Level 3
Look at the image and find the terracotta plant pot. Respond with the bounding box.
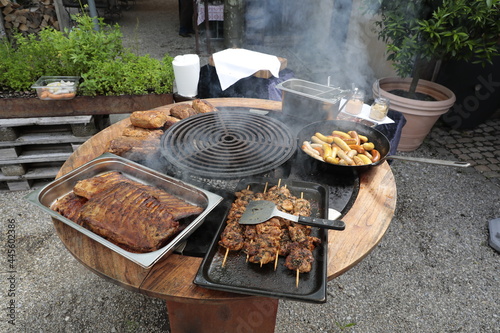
[373,77,456,151]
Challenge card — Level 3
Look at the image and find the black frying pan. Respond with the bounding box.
[297,120,470,173]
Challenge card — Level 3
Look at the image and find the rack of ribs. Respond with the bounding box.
[52,171,204,253]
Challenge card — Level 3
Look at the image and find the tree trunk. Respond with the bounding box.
[409,54,422,97]
[223,0,245,48]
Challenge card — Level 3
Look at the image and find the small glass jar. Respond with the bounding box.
[345,88,365,115]
[369,97,390,121]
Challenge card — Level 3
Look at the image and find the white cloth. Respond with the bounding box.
[339,99,395,125]
[212,49,281,90]
[197,2,224,25]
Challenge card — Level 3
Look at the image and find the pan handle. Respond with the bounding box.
[386,155,470,167]
[297,216,346,230]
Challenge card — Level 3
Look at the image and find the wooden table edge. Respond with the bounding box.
[52,97,396,303]
[327,162,397,279]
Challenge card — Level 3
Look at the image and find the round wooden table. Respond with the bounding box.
[54,98,397,333]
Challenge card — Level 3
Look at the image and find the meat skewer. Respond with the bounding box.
[285,192,321,287]
[218,182,321,286]
[219,188,256,267]
[246,216,282,266]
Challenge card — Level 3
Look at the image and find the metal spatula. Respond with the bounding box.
[239,200,345,230]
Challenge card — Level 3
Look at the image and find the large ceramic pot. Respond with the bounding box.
[373,77,456,151]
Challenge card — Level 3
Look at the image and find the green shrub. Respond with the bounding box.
[80,53,174,96]
[365,0,500,95]
[0,14,174,96]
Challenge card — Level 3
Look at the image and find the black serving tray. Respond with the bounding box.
[194,177,330,304]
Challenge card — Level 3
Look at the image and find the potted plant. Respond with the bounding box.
[0,13,175,118]
[365,0,500,151]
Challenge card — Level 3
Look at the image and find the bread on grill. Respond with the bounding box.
[169,104,197,119]
[130,110,169,129]
[107,136,160,157]
[192,99,217,113]
[122,125,164,138]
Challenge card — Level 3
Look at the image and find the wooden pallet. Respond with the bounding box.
[0,116,102,141]
[0,143,77,164]
[0,163,62,191]
[0,127,90,148]
[0,116,106,191]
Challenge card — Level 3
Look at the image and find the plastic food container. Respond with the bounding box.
[31,76,80,100]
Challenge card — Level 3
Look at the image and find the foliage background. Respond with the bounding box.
[366,0,500,94]
[0,14,174,96]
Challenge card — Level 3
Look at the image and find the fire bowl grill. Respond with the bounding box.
[160,110,297,179]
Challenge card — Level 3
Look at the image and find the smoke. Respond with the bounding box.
[243,0,377,94]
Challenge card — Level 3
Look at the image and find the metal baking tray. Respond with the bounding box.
[277,78,347,103]
[194,177,329,303]
[25,153,223,268]
[277,78,349,122]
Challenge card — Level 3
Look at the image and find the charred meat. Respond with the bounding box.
[218,184,321,273]
[52,171,203,253]
[78,181,179,252]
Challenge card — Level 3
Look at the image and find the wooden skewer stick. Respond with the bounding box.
[222,247,229,267]
[263,182,268,194]
[278,179,282,188]
[274,249,279,271]
[296,269,300,288]
[246,240,254,262]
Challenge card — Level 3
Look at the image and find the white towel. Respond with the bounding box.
[212,49,281,90]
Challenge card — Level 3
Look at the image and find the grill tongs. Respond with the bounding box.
[239,200,345,230]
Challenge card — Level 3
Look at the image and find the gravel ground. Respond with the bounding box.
[1,0,499,332]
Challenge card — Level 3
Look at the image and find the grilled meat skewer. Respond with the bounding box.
[218,184,321,274]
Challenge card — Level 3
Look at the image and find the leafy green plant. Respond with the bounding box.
[0,29,63,91]
[0,14,174,96]
[365,0,500,97]
[80,53,174,96]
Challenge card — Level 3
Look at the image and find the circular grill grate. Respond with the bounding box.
[160,110,297,178]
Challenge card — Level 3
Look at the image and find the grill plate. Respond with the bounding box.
[160,110,297,178]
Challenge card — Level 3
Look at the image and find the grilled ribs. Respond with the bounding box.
[73,171,125,199]
[74,171,203,220]
[51,192,87,222]
[53,171,204,253]
[78,181,179,253]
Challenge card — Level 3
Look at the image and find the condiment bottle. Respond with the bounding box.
[345,88,365,115]
[369,97,390,121]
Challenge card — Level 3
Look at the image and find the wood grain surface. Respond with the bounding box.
[53,98,396,304]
